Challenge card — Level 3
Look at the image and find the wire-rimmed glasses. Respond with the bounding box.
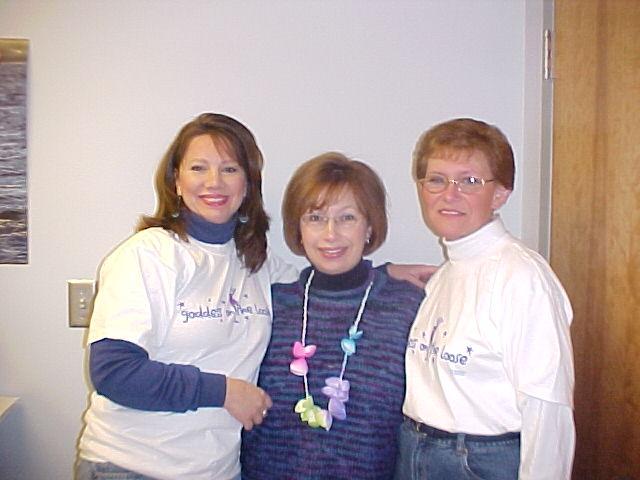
[417,174,496,194]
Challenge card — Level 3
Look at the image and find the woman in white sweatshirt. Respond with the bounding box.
[396,118,575,480]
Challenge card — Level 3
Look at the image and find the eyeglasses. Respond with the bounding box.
[417,174,496,194]
[301,212,362,230]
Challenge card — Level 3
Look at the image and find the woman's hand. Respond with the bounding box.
[386,263,438,289]
[224,378,273,430]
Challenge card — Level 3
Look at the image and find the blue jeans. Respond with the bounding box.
[75,459,159,480]
[394,418,520,480]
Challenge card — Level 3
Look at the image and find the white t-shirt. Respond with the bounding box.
[78,228,297,480]
[404,217,574,435]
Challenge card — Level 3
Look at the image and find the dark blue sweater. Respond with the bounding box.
[241,263,423,480]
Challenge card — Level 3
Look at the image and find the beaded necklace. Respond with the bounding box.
[289,269,373,431]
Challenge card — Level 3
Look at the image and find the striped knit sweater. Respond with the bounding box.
[241,262,423,479]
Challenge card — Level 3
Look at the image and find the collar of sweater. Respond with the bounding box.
[304,259,371,292]
[183,208,237,244]
[443,215,508,261]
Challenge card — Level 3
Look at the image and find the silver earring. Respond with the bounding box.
[171,196,182,219]
[238,213,249,224]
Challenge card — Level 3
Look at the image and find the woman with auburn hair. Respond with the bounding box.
[396,118,575,480]
[241,152,425,479]
[76,113,297,480]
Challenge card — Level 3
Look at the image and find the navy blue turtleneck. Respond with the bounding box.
[310,259,369,291]
[182,208,237,244]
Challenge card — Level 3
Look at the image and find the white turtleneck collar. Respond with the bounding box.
[442,215,509,262]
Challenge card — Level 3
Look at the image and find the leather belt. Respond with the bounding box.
[405,416,520,443]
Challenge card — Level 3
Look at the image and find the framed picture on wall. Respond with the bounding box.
[0,38,28,264]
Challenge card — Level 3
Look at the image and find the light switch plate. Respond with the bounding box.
[68,279,95,328]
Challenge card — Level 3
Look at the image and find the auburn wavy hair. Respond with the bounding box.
[137,113,269,272]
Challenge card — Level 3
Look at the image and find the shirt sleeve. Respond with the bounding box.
[497,253,574,406]
[266,249,299,284]
[518,393,575,479]
[88,231,181,348]
[90,338,227,412]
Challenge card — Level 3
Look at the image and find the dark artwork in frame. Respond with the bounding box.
[0,38,28,264]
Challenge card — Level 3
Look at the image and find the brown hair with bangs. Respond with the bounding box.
[282,152,387,256]
[137,112,269,272]
[413,118,515,190]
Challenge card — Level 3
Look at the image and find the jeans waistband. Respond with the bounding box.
[404,416,520,442]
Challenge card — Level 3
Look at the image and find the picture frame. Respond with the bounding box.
[0,38,29,264]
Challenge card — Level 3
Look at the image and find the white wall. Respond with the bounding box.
[0,1,545,478]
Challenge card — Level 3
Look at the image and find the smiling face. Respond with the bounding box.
[175,134,247,224]
[300,188,372,275]
[418,149,511,241]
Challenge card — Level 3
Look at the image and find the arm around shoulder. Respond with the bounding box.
[384,262,439,290]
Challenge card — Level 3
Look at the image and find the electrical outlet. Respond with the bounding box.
[68,279,95,328]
